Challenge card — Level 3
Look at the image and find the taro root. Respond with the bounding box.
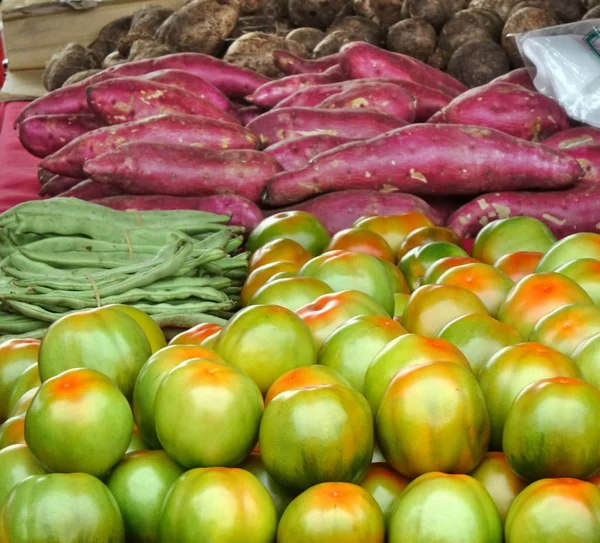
[43,43,99,92]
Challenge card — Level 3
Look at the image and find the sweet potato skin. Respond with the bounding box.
[490,67,536,90]
[91,194,263,231]
[140,70,238,117]
[246,107,406,147]
[340,42,468,97]
[246,68,344,108]
[431,82,571,141]
[542,127,600,150]
[38,175,81,197]
[273,49,341,75]
[263,124,584,205]
[237,106,265,126]
[58,179,124,200]
[318,81,417,122]
[447,184,600,239]
[40,114,259,178]
[84,143,283,202]
[18,114,104,158]
[264,134,355,171]
[86,77,239,125]
[264,190,442,234]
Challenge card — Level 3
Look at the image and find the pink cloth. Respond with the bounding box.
[0,102,41,212]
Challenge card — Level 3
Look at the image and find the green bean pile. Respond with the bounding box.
[0,199,249,341]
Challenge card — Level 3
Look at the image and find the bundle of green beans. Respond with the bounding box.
[0,199,249,341]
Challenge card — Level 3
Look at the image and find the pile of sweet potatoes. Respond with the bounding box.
[18,43,600,239]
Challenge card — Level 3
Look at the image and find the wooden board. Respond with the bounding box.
[0,69,45,101]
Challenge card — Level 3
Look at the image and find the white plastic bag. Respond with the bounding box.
[516,20,600,128]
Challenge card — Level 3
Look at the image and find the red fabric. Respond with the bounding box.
[0,102,41,212]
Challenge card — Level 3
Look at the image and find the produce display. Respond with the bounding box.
[2,208,600,541]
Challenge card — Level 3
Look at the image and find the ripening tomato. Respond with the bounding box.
[241,261,301,306]
[215,304,316,395]
[494,251,544,283]
[555,258,600,304]
[353,212,435,254]
[421,256,480,285]
[132,344,225,448]
[154,359,263,468]
[380,260,410,294]
[296,290,389,350]
[326,228,394,261]
[6,363,40,417]
[504,377,600,481]
[248,238,313,272]
[259,384,374,493]
[359,463,410,521]
[250,276,333,312]
[7,387,37,418]
[393,293,410,320]
[106,450,185,543]
[0,473,125,542]
[402,284,489,337]
[318,315,406,394]
[277,482,385,543]
[363,333,470,415]
[169,323,223,346]
[0,415,25,449]
[126,425,147,454]
[530,303,600,356]
[247,211,330,255]
[159,468,277,543]
[300,250,395,315]
[437,313,522,376]
[377,362,490,478]
[396,226,462,261]
[472,217,556,265]
[436,262,514,317]
[536,232,600,272]
[0,339,39,422]
[388,472,502,543]
[38,306,152,399]
[0,444,46,507]
[106,304,166,353]
[498,272,593,339]
[264,365,350,406]
[505,478,600,543]
[25,368,133,477]
[478,342,581,451]
[470,452,527,522]
[574,332,600,389]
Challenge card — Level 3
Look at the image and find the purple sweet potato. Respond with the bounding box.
[318,81,416,122]
[273,49,341,75]
[237,106,265,126]
[490,67,536,91]
[264,135,355,171]
[340,42,468,97]
[18,114,105,158]
[263,124,584,206]
[86,77,239,125]
[264,190,442,234]
[140,70,238,118]
[91,194,263,231]
[430,82,571,141]
[38,175,81,197]
[246,68,345,108]
[246,107,406,147]
[58,179,125,200]
[542,127,600,150]
[38,167,56,185]
[83,143,283,202]
[40,115,259,178]
[559,146,600,182]
[275,83,346,109]
[448,183,600,239]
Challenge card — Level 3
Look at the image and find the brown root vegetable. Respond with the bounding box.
[89,16,133,63]
[439,8,504,55]
[583,0,600,8]
[43,43,99,92]
[84,143,283,202]
[102,52,128,68]
[117,5,173,57]
[62,70,102,87]
[240,0,261,14]
[38,175,82,197]
[328,16,382,43]
[401,0,451,31]
[231,15,278,38]
[508,0,553,16]
[468,0,521,20]
[447,40,510,88]
[387,18,437,63]
[286,28,326,52]
[550,0,585,22]
[352,0,404,27]
[288,0,347,30]
[446,0,470,13]
[502,8,559,68]
[313,31,356,58]
[155,0,240,55]
[223,32,308,78]
[128,39,173,61]
[583,5,600,18]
